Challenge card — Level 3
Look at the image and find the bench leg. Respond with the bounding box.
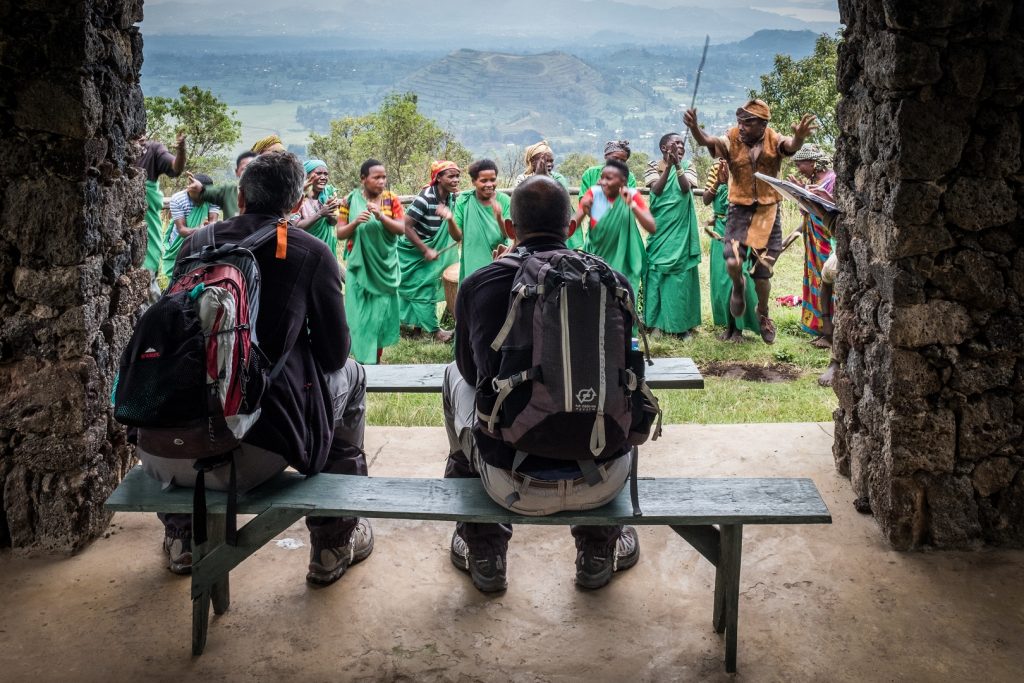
[191,513,228,655]
[720,524,743,673]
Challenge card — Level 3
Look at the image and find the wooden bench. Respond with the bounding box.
[106,468,829,672]
[103,357,833,672]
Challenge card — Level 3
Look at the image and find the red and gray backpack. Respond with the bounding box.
[113,219,287,543]
[479,248,662,514]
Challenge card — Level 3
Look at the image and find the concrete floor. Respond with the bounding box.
[1,423,1022,682]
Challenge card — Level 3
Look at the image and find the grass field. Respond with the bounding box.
[367,199,837,427]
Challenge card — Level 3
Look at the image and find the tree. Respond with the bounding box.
[627,151,651,188]
[750,32,841,149]
[308,92,473,195]
[144,86,242,189]
[558,152,600,185]
[499,145,526,187]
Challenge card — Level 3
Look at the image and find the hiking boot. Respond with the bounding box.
[306,518,374,586]
[450,531,507,593]
[759,314,776,344]
[575,526,640,590]
[163,535,192,575]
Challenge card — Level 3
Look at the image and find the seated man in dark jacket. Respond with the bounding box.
[137,152,372,586]
[443,175,639,593]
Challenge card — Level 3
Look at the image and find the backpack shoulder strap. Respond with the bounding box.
[238,219,285,252]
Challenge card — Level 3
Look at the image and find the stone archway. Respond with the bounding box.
[0,0,1021,552]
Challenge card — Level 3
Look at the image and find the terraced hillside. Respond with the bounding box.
[399,49,660,145]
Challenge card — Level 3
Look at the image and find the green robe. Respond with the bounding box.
[454,190,511,283]
[201,182,239,219]
[143,180,165,273]
[587,190,646,297]
[574,165,637,251]
[303,185,339,257]
[397,208,457,332]
[710,185,760,333]
[644,162,702,333]
[161,200,210,283]
[345,190,400,364]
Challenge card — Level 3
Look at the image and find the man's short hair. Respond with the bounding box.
[236,150,258,171]
[468,158,498,180]
[659,132,681,150]
[510,176,570,239]
[239,152,304,216]
[604,158,630,181]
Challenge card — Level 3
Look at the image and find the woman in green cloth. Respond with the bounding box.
[576,140,637,251]
[397,160,461,342]
[642,133,702,337]
[161,173,219,282]
[572,159,655,297]
[703,159,760,341]
[337,159,406,364]
[449,159,511,283]
[133,133,186,275]
[294,159,341,257]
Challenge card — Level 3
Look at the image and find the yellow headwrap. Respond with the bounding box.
[523,140,553,167]
[251,135,285,154]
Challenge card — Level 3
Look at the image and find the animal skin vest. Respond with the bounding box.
[726,126,785,206]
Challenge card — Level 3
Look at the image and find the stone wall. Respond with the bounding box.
[0,0,147,552]
[833,0,1024,548]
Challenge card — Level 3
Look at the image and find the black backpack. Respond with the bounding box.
[479,248,662,514]
[114,220,287,544]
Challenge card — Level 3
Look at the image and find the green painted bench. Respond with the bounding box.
[106,467,830,672]
[104,357,831,672]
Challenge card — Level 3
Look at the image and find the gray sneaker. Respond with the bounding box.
[575,526,640,589]
[450,531,507,593]
[163,535,192,575]
[306,518,374,586]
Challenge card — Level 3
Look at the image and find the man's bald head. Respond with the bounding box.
[510,175,571,240]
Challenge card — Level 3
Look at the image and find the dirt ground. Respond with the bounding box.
[1,423,1022,682]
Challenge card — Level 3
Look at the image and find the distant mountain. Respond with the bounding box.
[731,29,823,56]
[140,0,839,48]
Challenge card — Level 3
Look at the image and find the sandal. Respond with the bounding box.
[759,314,776,345]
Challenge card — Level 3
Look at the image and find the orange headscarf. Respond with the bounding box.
[427,160,460,187]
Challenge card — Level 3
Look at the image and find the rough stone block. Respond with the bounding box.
[13,78,101,138]
[950,354,1016,395]
[883,406,956,475]
[959,393,1021,459]
[972,457,1018,496]
[944,177,1016,231]
[926,475,982,547]
[891,98,972,180]
[864,32,943,90]
[887,300,973,347]
[928,250,1006,309]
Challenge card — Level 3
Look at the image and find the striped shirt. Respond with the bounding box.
[405,185,454,241]
[168,190,220,221]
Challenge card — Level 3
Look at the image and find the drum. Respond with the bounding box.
[442,263,460,320]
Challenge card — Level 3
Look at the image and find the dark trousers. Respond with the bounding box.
[157,359,367,548]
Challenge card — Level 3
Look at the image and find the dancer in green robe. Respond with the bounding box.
[576,140,637,252]
[398,160,461,341]
[295,159,341,258]
[704,160,760,340]
[134,133,186,275]
[643,133,702,336]
[162,173,219,282]
[450,159,511,283]
[572,159,655,297]
[337,159,406,364]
